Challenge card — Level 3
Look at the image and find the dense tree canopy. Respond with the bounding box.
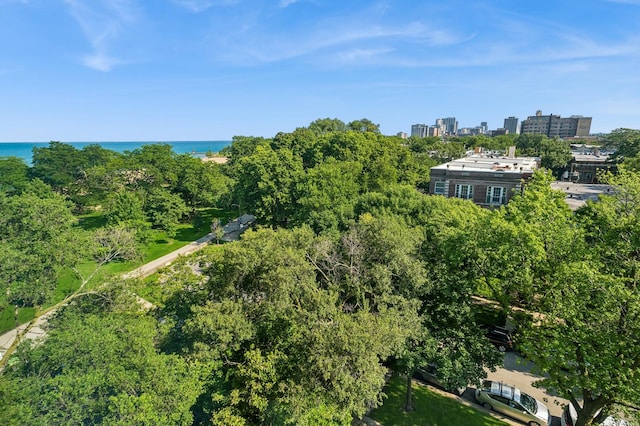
[0,181,82,306]
[603,128,640,162]
[0,156,30,194]
[0,301,202,426]
[4,122,640,426]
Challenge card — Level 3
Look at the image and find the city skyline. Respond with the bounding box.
[1,0,640,141]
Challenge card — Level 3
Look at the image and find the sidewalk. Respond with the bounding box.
[1,232,216,362]
[0,310,57,361]
[124,232,215,279]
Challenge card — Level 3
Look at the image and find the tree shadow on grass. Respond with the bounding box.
[77,213,108,231]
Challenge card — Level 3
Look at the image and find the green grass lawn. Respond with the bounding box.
[368,375,507,426]
[0,207,230,335]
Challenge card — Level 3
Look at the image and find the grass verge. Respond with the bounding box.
[368,375,507,426]
[0,207,229,335]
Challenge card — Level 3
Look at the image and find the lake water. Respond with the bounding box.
[0,141,231,165]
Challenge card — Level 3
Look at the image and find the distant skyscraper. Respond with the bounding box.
[438,117,458,135]
[503,116,519,135]
[411,124,429,138]
[520,111,592,138]
[480,122,488,134]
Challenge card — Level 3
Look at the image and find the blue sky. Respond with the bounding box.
[1,0,639,141]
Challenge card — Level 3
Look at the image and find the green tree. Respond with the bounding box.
[515,134,572,175]
[104,189,147,226]
[293,159,362,232]
[0,156,30,194]
[144,187,189,236]
[220,136,268,167]
[510,169,640,426]
[307,117,347,135]
[30,141,84,192]
[602,128,640,162]
[123,144,180,191]
[347,118,381,133]
[271,127,323,168]
[0,307,202,425]
[170,226,417,424]
[519,262,640,426]
[174,154,231,210]
[233,144,303,226]
[0,181,81,306]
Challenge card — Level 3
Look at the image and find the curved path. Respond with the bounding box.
[123,232,215,279]
[0,232,216,364]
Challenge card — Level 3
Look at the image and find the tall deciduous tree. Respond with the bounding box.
[307,117,347,135]
[233,144,303,226]
[30,141,84,192]
[519,262,640,426]
[347,118,380,133]
[174,155,231,210]
[0,156,30,194]
[0,181,81,306]
[603,128,640,162]
[144,187,189,236]
[516,169,640,426]
[0,307,202,426]
[293,159,362,233]
[169,226,417,425]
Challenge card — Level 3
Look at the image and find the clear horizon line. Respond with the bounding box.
[0,139,234,143]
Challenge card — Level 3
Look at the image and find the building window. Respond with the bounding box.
[454,184,474,199]
[486,186,507,205]
[434,181,445,195]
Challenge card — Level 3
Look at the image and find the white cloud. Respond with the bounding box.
[336,47,394,62]
[214,19,467,66]
[64,0,138,71]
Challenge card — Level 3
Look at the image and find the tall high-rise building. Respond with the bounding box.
[521,110,592,138]
[439,117,458,135]
[480,122,488,134]
[411,124,429,138]
[503,116,519,135]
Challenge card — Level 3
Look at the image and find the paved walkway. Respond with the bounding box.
[123,232,216,279]
[1,232,217,362]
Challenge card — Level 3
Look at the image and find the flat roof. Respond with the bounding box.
[572,153,611,163]
[431,155,539,173]
[550,182,612,210]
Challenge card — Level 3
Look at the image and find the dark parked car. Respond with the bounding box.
[483,325,514,352]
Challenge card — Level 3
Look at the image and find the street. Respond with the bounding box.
[458,351,568,426]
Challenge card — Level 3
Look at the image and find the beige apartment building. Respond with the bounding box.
[520,110,592,138]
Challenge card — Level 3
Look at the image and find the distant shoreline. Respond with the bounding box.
[0,140,231,165]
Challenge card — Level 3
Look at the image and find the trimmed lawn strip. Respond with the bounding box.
[368,375,507,426]
[0,207,232,334]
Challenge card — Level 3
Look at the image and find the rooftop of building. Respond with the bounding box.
[572,153,612,163]
[550,182,612,210]
[431,152,539,173]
